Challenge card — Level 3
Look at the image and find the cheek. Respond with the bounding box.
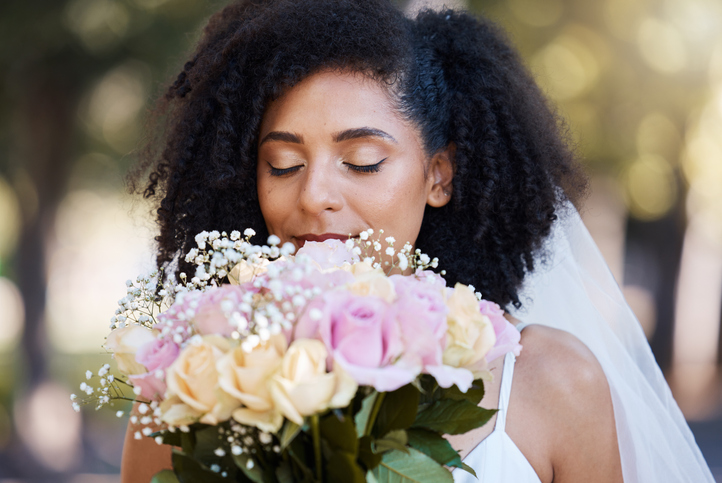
[256,175,291,232]
[355,164,428,243]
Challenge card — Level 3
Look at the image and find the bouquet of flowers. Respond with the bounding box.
[73,229,522,482]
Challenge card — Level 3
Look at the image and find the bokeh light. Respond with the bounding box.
[0,277,24,351]
[623,154,678,221]
[82,61,151,154]
[0,176,21,260]
[637,18,687,74]
[508,0,563,28]
[14,382,82,471]
[46,190,154,353]
[64,0,131,53]
[532,27,602,101]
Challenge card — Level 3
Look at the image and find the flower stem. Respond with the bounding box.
[364,391,386,437]
[311,414,322,482]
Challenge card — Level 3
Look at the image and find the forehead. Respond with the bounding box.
[259,70,403,137]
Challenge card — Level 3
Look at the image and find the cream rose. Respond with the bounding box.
[269,339,357,425]
[443,284,496,380]
[347,266,396,303]
[228,258,271,285]
[105,326,158,375]
[165,336,239,425]
[217,333,287,433]
[160,395,202,426]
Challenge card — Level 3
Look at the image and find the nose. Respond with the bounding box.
[297,163,344,215]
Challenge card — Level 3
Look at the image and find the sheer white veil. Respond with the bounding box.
[508,204,714,482]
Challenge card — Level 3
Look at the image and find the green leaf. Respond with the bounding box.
[280,420,302,450]
[233,453,266,483]
[150,470,180,483]
[276,461,294,483]
[417,375,440,405]
[326,450,366,483]
[287,441,317,482]
[373,429,409,454]
[373,384,419,438]
[193,425,224,466]
[406,429,462,468]
[320,412,358,454]
[151,430,183,448]
[372,447,454,483]
[439,380,486,406]
[366,471,379,483]
[412,399,496,435]
[171,450,228,483]
[355,392,379,438]
[179,431,195,456]
[358,435,383,471]
[461,463,477,477]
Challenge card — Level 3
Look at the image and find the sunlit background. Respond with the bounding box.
[0,0,721,480]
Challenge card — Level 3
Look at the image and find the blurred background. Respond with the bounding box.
[0,0,720,480]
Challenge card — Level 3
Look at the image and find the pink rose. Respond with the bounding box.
[295,291,418,392]
[393,277,474,392]
[296,239,359,270]
[155,290,203,336]
[128,338,179,401]
[194,285,247,337]
[480,300,522,363]
[136,338,180,372]
[413,269,447,289]
[129,372,168,401]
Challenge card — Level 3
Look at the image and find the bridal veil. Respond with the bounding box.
[508,205,714,482]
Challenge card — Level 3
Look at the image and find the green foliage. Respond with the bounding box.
[171,450,228,483]
[152,429,182,447]
[358,435,383,471]
[440,381,485,405]
[371,447,454,483]
[280,420,302,450]
[406,429,462,469]
[150,470,180,483]
[233,453,266,483]
[372,384,419,438]
[355,391,379,438]
[373,430,409,454]
[413,399,496,435]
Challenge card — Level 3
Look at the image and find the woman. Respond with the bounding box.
[124,1,713,481]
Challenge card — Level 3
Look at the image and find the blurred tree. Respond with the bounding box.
[467,0,722,372]
[0,0,228,476]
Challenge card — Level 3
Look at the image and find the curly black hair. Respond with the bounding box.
[131,0,587,309]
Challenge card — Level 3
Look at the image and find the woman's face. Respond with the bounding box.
[257,70,452,251]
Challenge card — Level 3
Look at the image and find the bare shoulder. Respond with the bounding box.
[508,325,622,483]
[515,325,605,396]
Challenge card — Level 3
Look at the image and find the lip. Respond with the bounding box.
[295,233,351,246]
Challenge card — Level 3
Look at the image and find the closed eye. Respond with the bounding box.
[345,158,386,173]
[268,164,303,176]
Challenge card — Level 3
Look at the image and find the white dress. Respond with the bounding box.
[454,351,542,483]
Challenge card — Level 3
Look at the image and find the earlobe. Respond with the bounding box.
[426,144,455,208]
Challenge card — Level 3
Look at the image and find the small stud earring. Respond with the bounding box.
[443,190,451,196]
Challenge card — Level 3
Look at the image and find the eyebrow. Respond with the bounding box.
[259,126,397,146]
[332,127,397,144]
[259,131,303,145]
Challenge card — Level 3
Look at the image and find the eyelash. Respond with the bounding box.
[346,158,386,173]
[268,158,386,177]
[269,165,302,176]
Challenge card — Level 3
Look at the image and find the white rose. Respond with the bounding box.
[443,284,496,380]
[105,326,158,375]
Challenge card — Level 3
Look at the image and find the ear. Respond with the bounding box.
[426,143,455,208]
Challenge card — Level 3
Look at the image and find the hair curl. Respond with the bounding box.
[131,0,587,309]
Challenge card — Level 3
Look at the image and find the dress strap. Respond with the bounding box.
[494,351,517,433]
[515,321,534,333]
